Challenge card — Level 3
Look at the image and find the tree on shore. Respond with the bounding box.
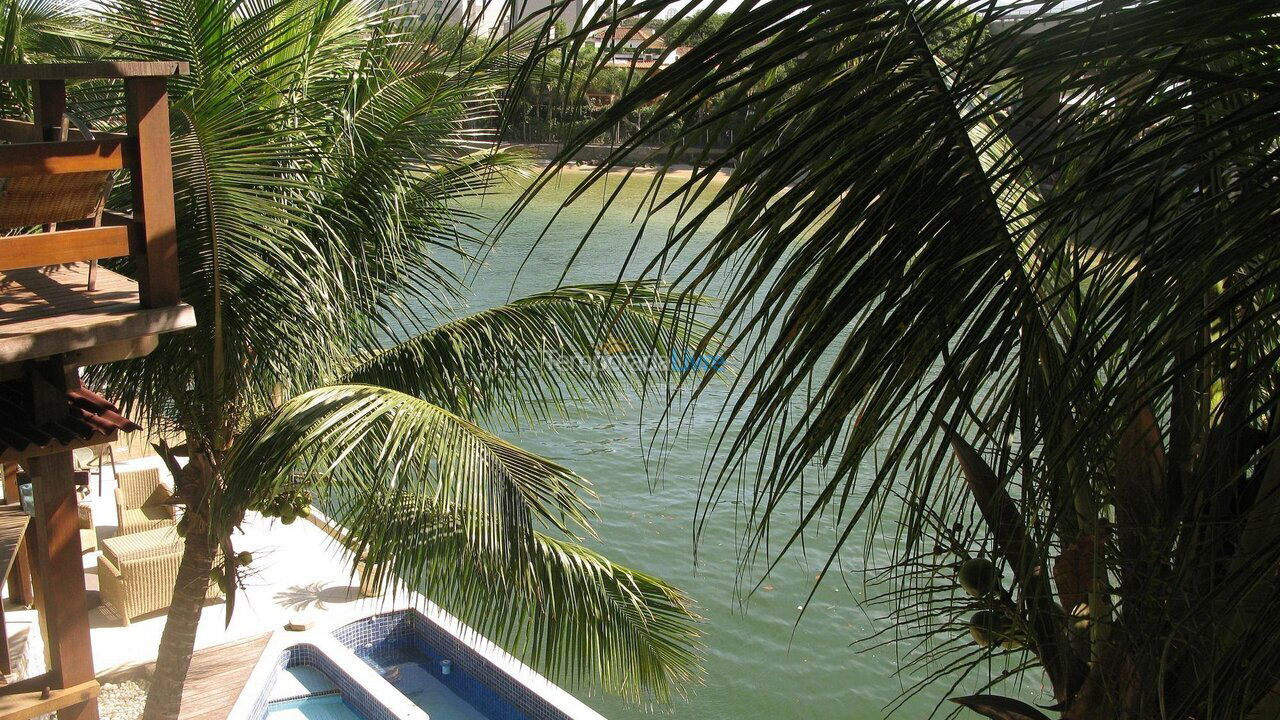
[1,0,705,717]
[517,1,1280,717]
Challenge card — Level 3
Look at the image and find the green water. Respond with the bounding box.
[453,170,966,720]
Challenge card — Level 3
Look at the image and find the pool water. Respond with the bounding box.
[272,666,339,697]
[361,645,526,720]
[266,695,365,720]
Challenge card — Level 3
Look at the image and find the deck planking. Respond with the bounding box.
[143,633,272,720]
[0,263,195,365]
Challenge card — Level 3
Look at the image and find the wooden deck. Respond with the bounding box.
[0,263,195,366]
[143,633,271,720]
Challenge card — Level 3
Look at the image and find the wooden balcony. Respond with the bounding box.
[0,61,195,370]
[0,63,198,720]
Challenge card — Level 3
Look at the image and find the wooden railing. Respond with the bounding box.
[0,61,188,308]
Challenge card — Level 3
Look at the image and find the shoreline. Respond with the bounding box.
[531,157,734,182]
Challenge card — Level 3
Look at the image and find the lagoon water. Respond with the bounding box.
[451,169,966,720]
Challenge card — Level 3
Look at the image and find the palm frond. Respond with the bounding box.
[508,0,1280,715]
[217,383,703,703]
[343,281,715,426]
[219,384,596,543]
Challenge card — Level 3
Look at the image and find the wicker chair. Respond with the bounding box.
[114,467,177,536]
[78,502,97,553]
[0,114,114,289]
[74,443,120,496]
[98,525,224,626]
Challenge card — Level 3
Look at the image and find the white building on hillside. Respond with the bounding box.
[588,25,687,68]
[403,0,588,36]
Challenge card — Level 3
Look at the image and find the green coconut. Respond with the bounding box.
[236,551,254,566]
[281,514,296,525]
[1000,629,1025,650]
[968,610,999,647]
[957,557,999,598]
[297,505,312,518]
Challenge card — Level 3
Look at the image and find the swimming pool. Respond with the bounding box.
[245,643,408,720]
[267,694,365,720]
[361,644,520,720]
[333,610,596,720]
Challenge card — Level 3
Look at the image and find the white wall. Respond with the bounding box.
[399,0,588,36]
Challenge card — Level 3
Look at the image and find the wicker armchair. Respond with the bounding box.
[78,502,96,553]
[0,114,115,289]
[114,467,177,536]
[97,525,223,626]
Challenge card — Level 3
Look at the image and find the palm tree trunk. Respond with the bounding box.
[142,454,217,720]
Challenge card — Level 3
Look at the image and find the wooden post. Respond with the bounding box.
[25,452,97,720]
[123,77,180,308]
[32,79,65,141]
[2,463,32,606]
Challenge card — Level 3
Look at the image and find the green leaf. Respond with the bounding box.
[220,383,703,702]
[221,384,596,545]
[951,694,1052,720]
[343,281,716,425]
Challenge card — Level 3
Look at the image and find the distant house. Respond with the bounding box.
[588,26,684,68]
[403,0,585,36]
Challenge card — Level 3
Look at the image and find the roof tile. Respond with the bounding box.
[0,379,139,457]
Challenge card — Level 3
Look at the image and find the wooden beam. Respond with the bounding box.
[0,672,55,696]
[1,465,32,607]
[0,337,159,381]
[0,680,98,720]
[0,299,197,368]
[24,452,97,720]
[62,335,159,369]
[0,120,39,143]
[0,139,127,177]
[0,603,10,676]
[0,62,189,80]
[124,77,180,308]
[0,227,130,273]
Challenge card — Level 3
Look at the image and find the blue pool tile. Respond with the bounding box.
[333,610,575,720]
[250,643,400,720]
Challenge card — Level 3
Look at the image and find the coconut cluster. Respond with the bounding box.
[956,558,1026,650]
[208,550,255,593]
[250,487,313,524]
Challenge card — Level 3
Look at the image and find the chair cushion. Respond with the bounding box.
[102,525,183,565]
[141,484,172,510]
[119,506,175,535]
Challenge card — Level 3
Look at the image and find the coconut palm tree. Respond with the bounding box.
[513,1,1280,718]
[0,0,98,108]
[0,0,705,717]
